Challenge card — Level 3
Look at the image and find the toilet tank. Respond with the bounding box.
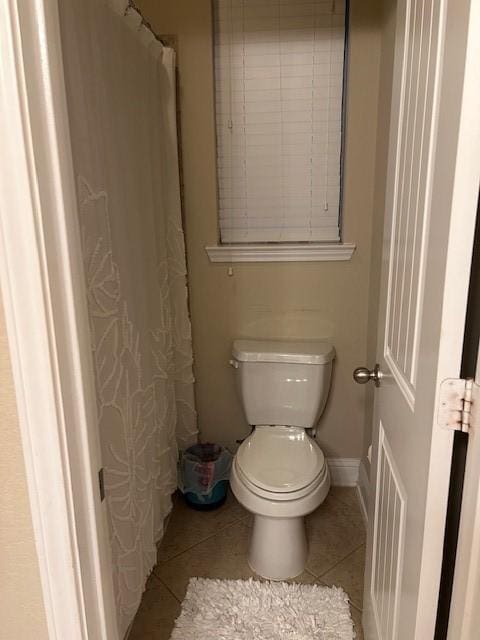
[231,339,335,428]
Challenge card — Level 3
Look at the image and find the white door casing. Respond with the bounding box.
[0,1,119,638]
[363,0,480,639]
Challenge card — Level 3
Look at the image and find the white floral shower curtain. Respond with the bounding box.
[58,1,198,635]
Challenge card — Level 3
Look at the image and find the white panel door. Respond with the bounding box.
[362,0,480,638]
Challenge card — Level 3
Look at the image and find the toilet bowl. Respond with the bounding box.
[229,339,335,580]
[230,426,330,580]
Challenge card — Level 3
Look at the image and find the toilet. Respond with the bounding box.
[229,339,335,581]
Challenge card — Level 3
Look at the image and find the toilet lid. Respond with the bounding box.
[236,426,325,493]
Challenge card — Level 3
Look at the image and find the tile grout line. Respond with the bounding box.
[155,514,249,568]
[311,540,366,580]
[327,540,365,572]
[156,574,182,604]
[317,541,365,611]
[331,489,368,532]
[314,574,364,612]
[328,493,365,521]
[304,568,318,581]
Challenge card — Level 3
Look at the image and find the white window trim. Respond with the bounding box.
[205,242,356,263]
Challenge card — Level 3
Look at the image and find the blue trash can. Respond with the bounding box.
[179,443,233,510]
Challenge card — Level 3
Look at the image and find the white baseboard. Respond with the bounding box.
[356,460,370,525]
[327,458,360,487]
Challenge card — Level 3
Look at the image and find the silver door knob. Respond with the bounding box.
[353,364,382,387]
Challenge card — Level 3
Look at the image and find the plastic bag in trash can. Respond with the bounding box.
[178,443,233,496]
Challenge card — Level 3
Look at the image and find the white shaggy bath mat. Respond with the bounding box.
[170,577,355,640]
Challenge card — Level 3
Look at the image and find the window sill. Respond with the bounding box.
[205,243,356,263]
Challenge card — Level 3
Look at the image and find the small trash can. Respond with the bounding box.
[179,443,233,510]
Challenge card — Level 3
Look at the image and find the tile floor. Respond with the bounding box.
[128,487,366,639]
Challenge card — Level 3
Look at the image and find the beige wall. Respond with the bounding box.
[138,0,383,457]
[0,300,49,639]
[363,0,398,468]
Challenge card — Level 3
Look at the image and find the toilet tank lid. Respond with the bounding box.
[232,339,335,365]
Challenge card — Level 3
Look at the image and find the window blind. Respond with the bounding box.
[214,0,346,244]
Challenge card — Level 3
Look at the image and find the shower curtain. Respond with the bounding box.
[58,1,198,635]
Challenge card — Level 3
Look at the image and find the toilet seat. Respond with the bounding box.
[236,425,325,496]
[230,451,330,519]
[235,458,327,502]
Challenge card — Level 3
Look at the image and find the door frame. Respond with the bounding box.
[3,0,480,639]
[447,343,480,639]
[0,1,118,638]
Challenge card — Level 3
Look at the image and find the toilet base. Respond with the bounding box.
[248,514,307,581]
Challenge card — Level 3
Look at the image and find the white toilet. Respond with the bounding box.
[229,339,335,581]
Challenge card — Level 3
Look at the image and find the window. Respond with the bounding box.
[213,0,347,244]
